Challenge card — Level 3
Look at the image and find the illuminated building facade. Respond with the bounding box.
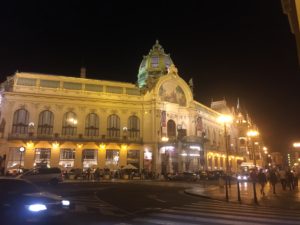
[0,41,254,174]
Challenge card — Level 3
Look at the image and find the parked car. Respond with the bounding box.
[207,170,225,180]
[17,167,63,185]
[168,172,199,181]
[67,168,83,179]
[0,178,70,224]
[198,171,208,180]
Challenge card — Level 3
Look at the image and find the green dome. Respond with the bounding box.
[137,40,173,88]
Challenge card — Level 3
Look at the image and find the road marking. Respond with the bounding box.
[132,199,300,225]
[147,194,167,203]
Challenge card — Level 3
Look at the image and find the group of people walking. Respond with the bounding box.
[255,167,299,195]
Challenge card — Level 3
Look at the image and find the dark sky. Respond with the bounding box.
[1,0,300,153]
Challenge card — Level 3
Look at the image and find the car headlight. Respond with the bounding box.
[243,176,247,180]
[27,204,47,212]
[237,175,242,180]
[61,200,70,206]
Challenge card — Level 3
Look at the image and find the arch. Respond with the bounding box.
[85,113,99,137]
[12,108,29,134]
[153,71,194,107]
[128,115,140,138]
[167,119,176,138]
[107,114,120,138]
[62,111,77,136]
[38,110,54,135]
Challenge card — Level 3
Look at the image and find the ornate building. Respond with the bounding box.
[0,41,256,174]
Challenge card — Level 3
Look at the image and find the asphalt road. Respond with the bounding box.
[42,181,201,223]
[33,181,300,225]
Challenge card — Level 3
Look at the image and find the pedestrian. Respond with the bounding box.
[278,167,287,191]
[293,169,299,188]
[86,167,91,180]
[269,169,278,194]
[286,169,295,191]
[94,168,100,181]
[257,169,267,196]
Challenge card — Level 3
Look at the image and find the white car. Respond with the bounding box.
[18,167,63,185]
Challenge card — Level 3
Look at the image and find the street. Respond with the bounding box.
[35,180,300,225]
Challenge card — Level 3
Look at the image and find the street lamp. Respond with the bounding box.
[19,146,25,173]
[217,114,233,201]
[246,129,259,204]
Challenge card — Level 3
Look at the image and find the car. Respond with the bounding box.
[65,168,83,180]
[0,178,70,224]
[236,173,251,182]
[207,170,225,180]
[17,167,63,185]
[168,172,199,181]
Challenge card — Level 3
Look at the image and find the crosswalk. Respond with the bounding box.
[68,195,129,217]
[126,199,300,225]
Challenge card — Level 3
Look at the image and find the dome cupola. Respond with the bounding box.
[137,40,173,88]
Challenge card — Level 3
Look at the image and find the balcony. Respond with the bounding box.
[7,133,143,144]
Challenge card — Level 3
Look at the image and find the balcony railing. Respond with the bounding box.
[7,133,143,144]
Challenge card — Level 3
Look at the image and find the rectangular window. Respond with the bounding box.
[214,157,218,168]
[85,84,103,92]
[63,82,82,90]
[60,149,75,160]
[40,80,60,88]
[106,86,123,94]
[34,148,51,167]
[220,158,224,168]
[17,78,37,86]
[82,149,97,169]
[151,56,159,68]
[127,150,139,162]
[105,149,119,169]
[127,150,140,169]
[126,88,140,95]
[59,149,75,168]
[7,147,24,169]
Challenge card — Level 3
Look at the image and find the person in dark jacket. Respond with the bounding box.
[269,169,278,194]
[257,169,267,196]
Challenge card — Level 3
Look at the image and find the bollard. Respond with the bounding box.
[225,176,229,201]
[237,180,241,202]
[253,181,258,204]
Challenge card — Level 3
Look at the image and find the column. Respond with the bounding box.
[50,146,60,167]
[119,145,127,167]
[24,146,35,169]
[74,147,83,168]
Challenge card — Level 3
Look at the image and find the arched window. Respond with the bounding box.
[167,120,176,138]
[62,112,77,136]
[38,110,54,135]
[107,114,120,138]
[85,113,99,136]
[12,108,29,134]
[128,116,140,138]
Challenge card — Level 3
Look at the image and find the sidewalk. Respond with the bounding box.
[185,182,300,210]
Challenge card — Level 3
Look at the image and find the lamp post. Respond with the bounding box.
[217,115,233,201]
[19,146,25,174]
[247,129,259,204]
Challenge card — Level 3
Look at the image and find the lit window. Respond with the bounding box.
[151,56,159,68]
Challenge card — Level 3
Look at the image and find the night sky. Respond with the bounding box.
[1,1,299,153]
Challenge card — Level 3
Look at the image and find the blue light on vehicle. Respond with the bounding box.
[61,200,70,206]
[28,204,47,212]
